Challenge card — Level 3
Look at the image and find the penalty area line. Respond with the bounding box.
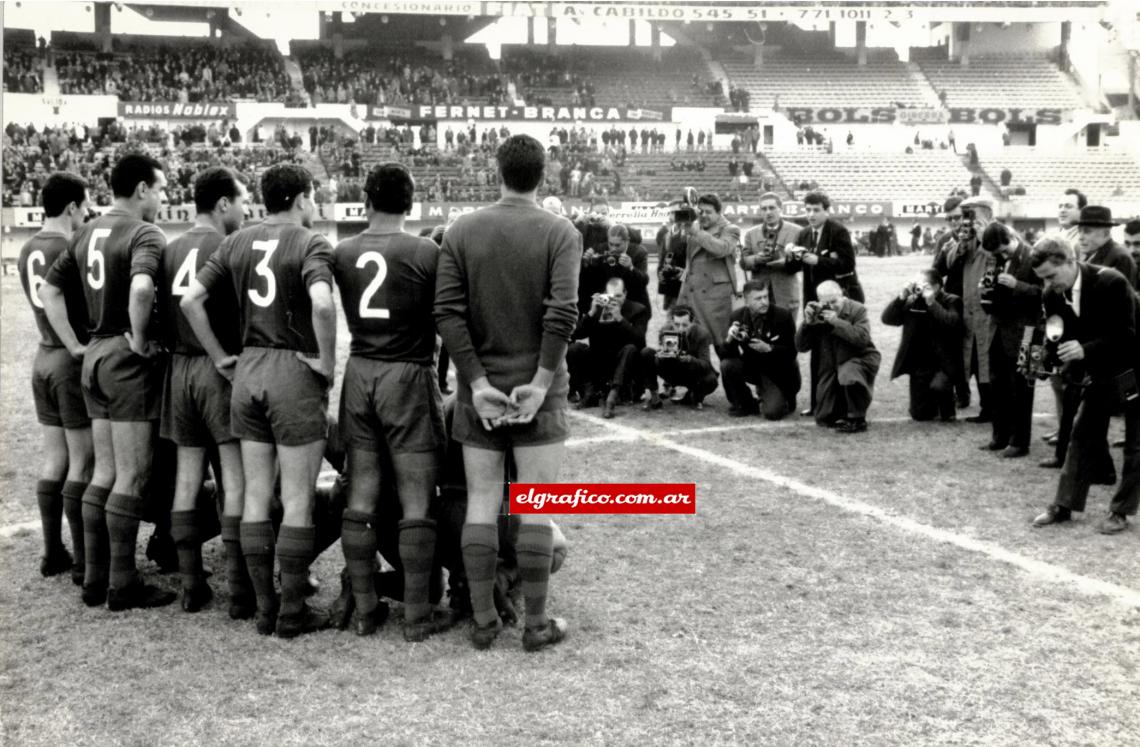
[568,410,1140,609]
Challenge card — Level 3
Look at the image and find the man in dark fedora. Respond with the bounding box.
[1039,206,1137,471]
[1075,205,1136,288]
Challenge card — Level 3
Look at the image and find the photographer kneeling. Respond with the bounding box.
[567,277,650,419]
[795,281,881,433]
[640,305,719,411]
[882,269,964,422]
[720,281,801,419]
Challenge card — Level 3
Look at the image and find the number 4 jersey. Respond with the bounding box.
[333,230,439,364]
[44,208,166,339]
[161,225,241,356]
[196,220,334,355]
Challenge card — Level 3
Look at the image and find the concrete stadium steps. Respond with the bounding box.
[618,150,772,203]
[721,57,931,111]
[976,149,1140,200]
[917,55,1086,110]
[761,150,975,202]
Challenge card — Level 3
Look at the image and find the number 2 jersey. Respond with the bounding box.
[161,225,241,356]
[195,220,334,355]
[18,230,90,348]
[333,230,439,364]
[44,208,166,339]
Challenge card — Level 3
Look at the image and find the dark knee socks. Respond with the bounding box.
[516,524,555,629]
[240,521,277,614]
[61,481,87,567]
[221,516,252,602]
[461,523,499,627]
[170,509,202,590]
[105,493,144,590]
[399,518,437,623]
[81,485,111,589]
[341,510,379,614]
[276,525,314,616]
[36,479,64,557]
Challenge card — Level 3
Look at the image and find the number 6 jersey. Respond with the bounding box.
[195,220,334,355]
[44,208,166,339]
[332,230,439,364]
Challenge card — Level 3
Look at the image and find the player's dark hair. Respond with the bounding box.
[803,191,831,210]
[697,193,722,213]
[193,166,242,215]
[41,172,88,218]
[1064,188,1087,209]
[364,162,414,215]
[670,304,694,320]
[920,269,942,287]
[110,152,164,199]
[981,222,1012,253]
[743,279,770,295]
[261,163,313,214]
[1124,219,1140,235]
[496,134,546,193]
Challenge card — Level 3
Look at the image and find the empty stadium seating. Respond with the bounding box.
[761,150,976,202]
[917,55,1086,110]
[977,148,1140,200]
[721,56,933,111]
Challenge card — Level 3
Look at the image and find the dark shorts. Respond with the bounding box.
[339,357,445,455]
[161,353,235,447]
[81,335,165,422]
[451,401,570,451]
[32,346,91,429]
[231,347,329,447]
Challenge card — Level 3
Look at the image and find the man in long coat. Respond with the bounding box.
[677,193,742,345]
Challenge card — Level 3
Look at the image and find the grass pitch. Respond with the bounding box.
[1,256,1138,746]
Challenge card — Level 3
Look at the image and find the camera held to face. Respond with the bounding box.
[804,300,834,324]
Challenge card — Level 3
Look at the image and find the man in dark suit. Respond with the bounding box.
[1039,205,1137,470]
[1030,238,1139,534]
[931,196,973,409]
[578,222,651,314]
[640,305,719,411]
[567,277,650,419]
[784,191,864,417]
[882,269,963,422]
[794,281,881,433]
[977,222,1043,458]
[720,281,800,420]
[655,211,688,311]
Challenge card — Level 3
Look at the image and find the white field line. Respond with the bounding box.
[567,410,1140,609]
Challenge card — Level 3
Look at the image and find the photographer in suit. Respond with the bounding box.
[1030,237,1139,534]
[655,202,690,311]
[640,305,719,411]
[956,196,1000,424]
[567,277,650,419]
[1039,205,1136,470]
[794,281,880,433]
[720,281,800,420]
[932,196,974,410]
[882,269,964,422]
[741,192,802,319]
[784,191,864,416]
[579,223,651,314]
[676,193,742,345]
[977,222,1043,458]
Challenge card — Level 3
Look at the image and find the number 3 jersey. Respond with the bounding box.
[161,225,241,356]
[44,208,166,339]
[196,221,334,355]
[332,230,439,364]
[19,230,90,348]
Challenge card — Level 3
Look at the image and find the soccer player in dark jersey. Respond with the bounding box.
[41,152,176,611]
[19,172,93,582]
[434,134,580,651]
[333,163,448,639]
[181,163,337,638]
[160,167,248,614]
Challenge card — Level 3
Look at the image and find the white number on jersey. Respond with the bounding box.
[25,249,46,309]
[170,248,199,297]
[86,228,112,290]
[355,251,391,320]
[248,239,279,307]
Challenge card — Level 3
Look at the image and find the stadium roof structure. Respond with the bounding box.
[123,1,1115,25]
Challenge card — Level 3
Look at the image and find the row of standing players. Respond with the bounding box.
[20,138,578,650]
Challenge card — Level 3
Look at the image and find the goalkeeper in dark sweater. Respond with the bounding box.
[434,134,581,652]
